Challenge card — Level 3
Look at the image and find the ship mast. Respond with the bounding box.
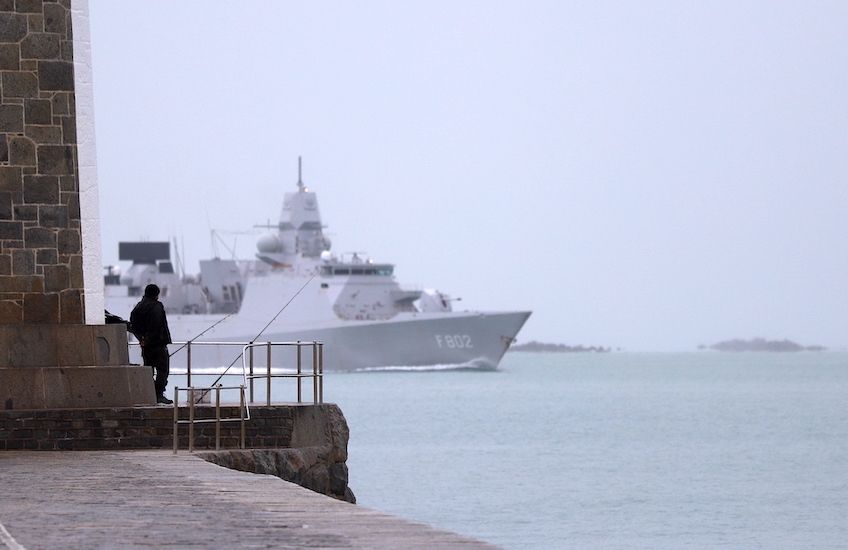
[297,156,305,192]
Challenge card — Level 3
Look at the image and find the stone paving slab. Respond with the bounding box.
[0,451,497,549]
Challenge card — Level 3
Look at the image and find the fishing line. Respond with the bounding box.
[196,274,316,400]
[169,312,235,358]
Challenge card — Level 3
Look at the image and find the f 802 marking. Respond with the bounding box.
[435,334,473,349]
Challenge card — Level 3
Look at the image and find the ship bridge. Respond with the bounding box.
[319,263,394,277]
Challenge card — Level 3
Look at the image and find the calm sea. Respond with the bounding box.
[320,352,848,549]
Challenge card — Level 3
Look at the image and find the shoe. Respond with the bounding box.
[157,395,173,405]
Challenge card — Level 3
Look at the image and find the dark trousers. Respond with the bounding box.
[142,345,170,397]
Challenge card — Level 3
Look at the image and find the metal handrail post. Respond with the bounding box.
[312,342,318,404]
[297,341,302,403]
[239,386,246,449]
[215,385,221,451]
[266,342,271,407]
[172,386,179,454]
[241,344,249,393]
[249,343,254,403]
[318,343,324,403]
[186,341,192,388]
[188,387,195,453]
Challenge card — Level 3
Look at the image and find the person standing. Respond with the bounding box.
[130,284,173,404]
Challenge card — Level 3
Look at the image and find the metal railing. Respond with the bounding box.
[129,340,324,405]
[242,341,324,406]
[172,384,248,453]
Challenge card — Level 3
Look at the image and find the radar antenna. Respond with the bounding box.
[297,156,305,192]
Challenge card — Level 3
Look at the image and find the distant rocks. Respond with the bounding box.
[509,340,611,353]
[700,338,826,352]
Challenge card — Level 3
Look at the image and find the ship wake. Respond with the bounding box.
[171,358,497,375]
[356,358,497,372]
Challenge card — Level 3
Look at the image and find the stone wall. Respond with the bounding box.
[0,403,354,502]
[0,0,85,324]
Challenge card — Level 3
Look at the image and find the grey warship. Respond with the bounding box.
[105,164,530,371]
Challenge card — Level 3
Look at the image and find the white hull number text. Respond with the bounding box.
[435,334,473,349]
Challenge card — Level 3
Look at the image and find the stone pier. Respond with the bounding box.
[0,451,498,549]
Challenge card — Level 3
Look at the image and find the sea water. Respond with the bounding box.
[320,352,848,549]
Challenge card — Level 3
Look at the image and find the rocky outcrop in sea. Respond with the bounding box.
[699,338,826,352]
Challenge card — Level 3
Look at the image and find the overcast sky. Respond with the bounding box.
[88,1,847,351]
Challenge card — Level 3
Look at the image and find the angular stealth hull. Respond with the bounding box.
[162,310,531,372]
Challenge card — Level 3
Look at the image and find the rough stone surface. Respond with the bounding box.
[23,226,55,249]
[21,33,60,59]
[23,174,59,203]
[22,292,59,322]
[1,71,38,97]
[24,98,51,124]
[0,2,83,325]
[43,3,66,34]
[50,90,69,114]
[42,263,68,291]
[0,43,20,70]
[58,286,81,322]
[0,300,22,322]
[36,144,74,174]
[8,135,36,165]
[11,248,34,275]
[0,274,41,292]
[0,220,23,239]
[36,60,75,90]
[58,229,82,254]
[0,12,28,42]
[15,0,42,15]
[0,166,23,191]
[36,247,57,264]
[38,203,68,227]
[0,104,24,132]
[13,203,37,220]
[25,124,62,143]
[0,192,10,220]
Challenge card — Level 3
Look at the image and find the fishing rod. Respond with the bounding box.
[168,311,235,358]
[194,274,316,402]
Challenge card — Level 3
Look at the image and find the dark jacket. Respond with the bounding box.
[130,296,173,348]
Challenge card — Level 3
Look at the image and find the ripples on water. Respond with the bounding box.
[324,352,848,550]
[175,353,847,548]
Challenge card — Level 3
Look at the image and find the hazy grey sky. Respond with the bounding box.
[88,1,847,351]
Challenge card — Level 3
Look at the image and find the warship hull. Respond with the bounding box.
[149,310,531,372]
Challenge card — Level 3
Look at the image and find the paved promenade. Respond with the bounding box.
[0,451,496,549]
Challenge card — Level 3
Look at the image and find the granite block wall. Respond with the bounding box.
[0,0,84,324]
[0,405,296,451]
